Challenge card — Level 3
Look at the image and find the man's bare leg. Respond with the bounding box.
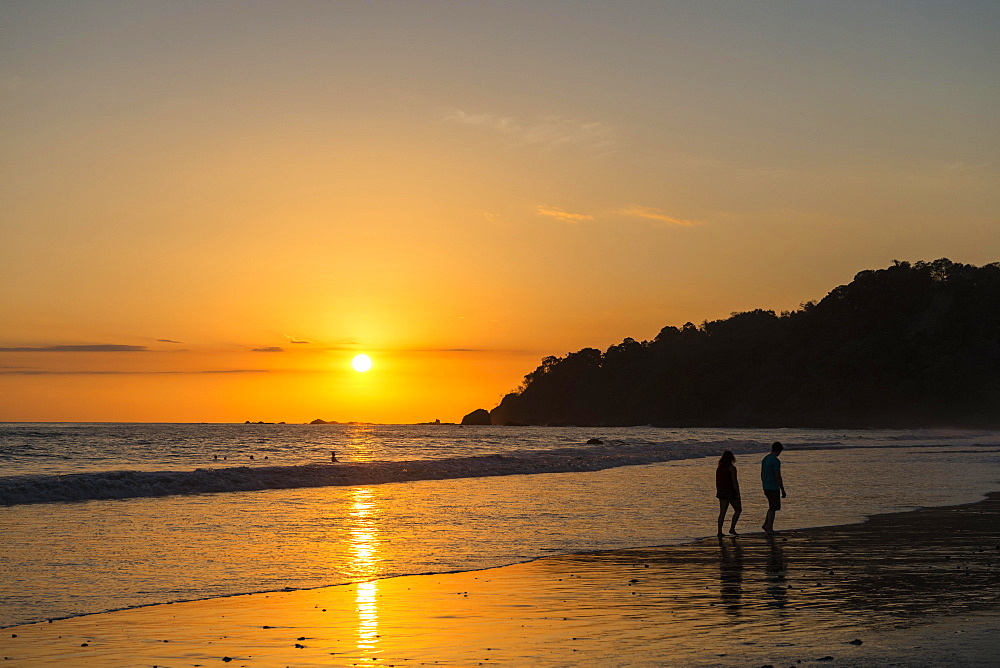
[763,508,775,534]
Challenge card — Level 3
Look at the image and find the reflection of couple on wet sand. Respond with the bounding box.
[716,442,787,536]
[716,530,787,614]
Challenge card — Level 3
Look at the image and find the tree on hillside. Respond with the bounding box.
[490,259,1000,428]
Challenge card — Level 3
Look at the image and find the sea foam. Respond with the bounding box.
[0,442,759,506]
[4,436,987,506]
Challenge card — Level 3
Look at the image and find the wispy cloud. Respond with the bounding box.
[199,369,269,374]
[943,161,992,173]
[536,205,594,223]
[445,109,615,153]
[0,344,149,352]
[618,205,701,227]
[284,335,311,344]
[158,339,183,344]
[0,369,270,376]
[405,347,536,355]
[303,344,363,352]
[409,348,490,353]
[252,346,285,353]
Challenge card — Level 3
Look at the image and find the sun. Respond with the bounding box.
[351,354,373,373]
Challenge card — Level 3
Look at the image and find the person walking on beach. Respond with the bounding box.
[716,450,741,536]
[761,441,786,534]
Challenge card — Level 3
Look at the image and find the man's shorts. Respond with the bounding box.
[764,489,782,511]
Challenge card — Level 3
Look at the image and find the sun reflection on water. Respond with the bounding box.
[344,424,379,462]
[349,487,382,655]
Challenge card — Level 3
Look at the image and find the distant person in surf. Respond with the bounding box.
[715,450,742,536]
[761,441,787,534]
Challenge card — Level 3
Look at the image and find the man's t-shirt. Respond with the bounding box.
[761,453,781,490]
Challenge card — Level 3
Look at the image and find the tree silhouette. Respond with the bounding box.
[490,259,1000,428]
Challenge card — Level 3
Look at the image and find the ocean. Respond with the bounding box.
[1,423,998,628]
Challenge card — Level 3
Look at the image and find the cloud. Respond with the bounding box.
[943,161,992,173]
[618,205,701,227]
[536,205,595,223]
[158,339,183,344]
[0,369,270,376]
[0,344,149,352]
[444,109,615,153]
[199,369,270,374]
[302,344,362,352]
[405,347,536,355]
[252,346,285,353]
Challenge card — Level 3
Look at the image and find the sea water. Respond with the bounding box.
[1,424,998,627]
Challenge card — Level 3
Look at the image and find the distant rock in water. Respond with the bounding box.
[461,409,492,426]
[587,438,603,445]
[309,419,341,425]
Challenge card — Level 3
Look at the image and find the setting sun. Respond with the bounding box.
[352,354,374,373]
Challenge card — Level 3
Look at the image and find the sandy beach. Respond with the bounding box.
[3,493,998,667]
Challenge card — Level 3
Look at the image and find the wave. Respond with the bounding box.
[0,441,760,506]
[4,439,993,507]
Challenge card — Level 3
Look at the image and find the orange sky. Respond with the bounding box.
[2,2,998,423]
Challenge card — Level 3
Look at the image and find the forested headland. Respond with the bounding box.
[488,259,1000,428]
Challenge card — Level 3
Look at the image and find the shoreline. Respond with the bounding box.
[3,485,995,632]
[3,493,998,666]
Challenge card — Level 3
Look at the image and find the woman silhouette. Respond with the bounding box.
[715,450,742,536]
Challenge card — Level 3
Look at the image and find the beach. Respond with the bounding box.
[5,431,999,631]
[3,427,999,666]
[5,1,1000,663]
[3,493,998,667]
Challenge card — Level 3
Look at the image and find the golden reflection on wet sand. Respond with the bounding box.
[355,580,379,653]
[348,487,381,656]
[1,496,998,667]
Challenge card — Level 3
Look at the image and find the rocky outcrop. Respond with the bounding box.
[460,408,492,425]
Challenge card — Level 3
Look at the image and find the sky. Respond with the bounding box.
[2,0,998,423]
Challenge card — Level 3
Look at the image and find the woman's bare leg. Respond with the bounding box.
[718,499,729,536]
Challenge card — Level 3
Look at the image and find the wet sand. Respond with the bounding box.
[2,493,998,667]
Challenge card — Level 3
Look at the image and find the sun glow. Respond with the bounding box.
[352,354,373,373]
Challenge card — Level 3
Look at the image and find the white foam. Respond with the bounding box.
[0,441,762,505]
[5,438,991,506]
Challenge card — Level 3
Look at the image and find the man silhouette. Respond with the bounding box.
[761,441,786,534]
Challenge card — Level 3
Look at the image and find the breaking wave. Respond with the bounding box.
[0,441,761,506]
[3,438,995,507]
